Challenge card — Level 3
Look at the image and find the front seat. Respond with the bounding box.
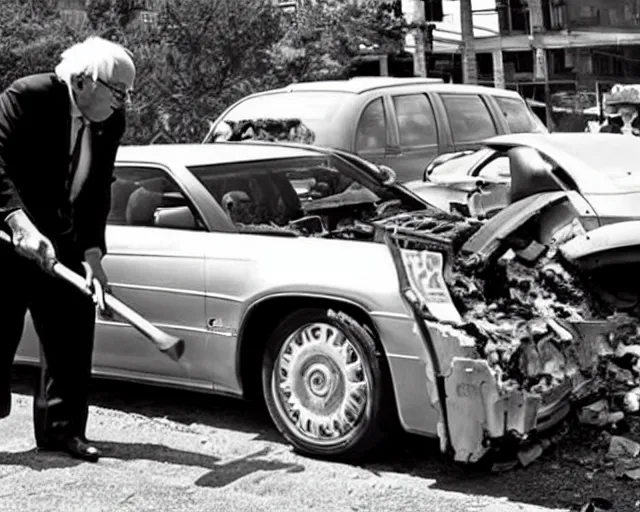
[508,146,560,204]
[125,186,164,226]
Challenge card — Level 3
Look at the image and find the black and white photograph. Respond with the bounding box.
[1,0,640,511]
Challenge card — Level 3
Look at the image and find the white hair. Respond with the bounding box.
[55,36,135,86]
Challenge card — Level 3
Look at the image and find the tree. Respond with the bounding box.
[120,0,283,143]
[0,0,77,88]
[268,0,409,83]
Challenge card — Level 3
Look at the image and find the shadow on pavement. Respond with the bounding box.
[0,449,81,471]
[10,366,636,509]
[11,366,282,444]
[367,434,637,512]
[95,443,305,488]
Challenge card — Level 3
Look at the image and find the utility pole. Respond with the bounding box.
[459,0,477,84]
[411,0,428,77]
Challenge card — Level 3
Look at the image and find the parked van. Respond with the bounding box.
[205,77,547,182]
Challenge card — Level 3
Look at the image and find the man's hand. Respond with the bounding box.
[83,247,110,313]
[6,210,56,272]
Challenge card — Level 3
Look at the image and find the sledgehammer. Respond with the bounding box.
[0,231,185,362]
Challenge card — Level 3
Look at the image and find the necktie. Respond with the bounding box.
[69,118,92,202]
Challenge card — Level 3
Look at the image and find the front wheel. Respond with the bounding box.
[262,308,389,461]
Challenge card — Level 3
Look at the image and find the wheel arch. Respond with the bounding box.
[236,293,396,410]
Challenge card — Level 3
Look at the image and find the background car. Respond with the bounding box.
[405,133,640,227]
[204,77,546,183]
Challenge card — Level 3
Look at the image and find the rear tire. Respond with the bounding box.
[262,308,388,461]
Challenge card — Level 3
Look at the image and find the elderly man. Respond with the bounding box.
[0,37,135,462]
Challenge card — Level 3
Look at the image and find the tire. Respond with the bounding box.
[262,307,389,461]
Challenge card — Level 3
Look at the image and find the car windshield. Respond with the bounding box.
[217,92,349,146]
[186,154,427,235]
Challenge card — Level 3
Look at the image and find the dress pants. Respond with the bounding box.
[0,242,95,445]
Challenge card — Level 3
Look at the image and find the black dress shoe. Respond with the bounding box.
[38,436,102,462]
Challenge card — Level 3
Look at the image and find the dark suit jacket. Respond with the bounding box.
[0,73,125,257]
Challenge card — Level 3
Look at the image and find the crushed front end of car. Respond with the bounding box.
[378,193,640,464]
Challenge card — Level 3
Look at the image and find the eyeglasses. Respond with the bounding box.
[96,78,133,104]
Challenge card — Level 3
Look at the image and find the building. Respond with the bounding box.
[409,1,640,98]
[399,0,640,128]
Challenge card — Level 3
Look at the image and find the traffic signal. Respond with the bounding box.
[424,0,444,22]
[425,23,435,53]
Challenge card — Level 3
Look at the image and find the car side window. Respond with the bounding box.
[440,94,497,144]
[392,94,438,147]
[109,166,201,230]
[355,98,386,153]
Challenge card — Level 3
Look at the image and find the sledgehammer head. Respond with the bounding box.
[160,336,185,362]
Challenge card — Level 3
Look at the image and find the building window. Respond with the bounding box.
[140,11,158,25]
[276,0,299,13]
[549,0,566,29]
[497,0,530,34]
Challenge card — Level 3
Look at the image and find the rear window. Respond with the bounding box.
[219,92,348,146]
[495,96,542,133]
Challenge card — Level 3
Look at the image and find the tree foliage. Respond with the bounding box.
[0,0,76,87]
[126,0,283,143]
[268,0,409,83]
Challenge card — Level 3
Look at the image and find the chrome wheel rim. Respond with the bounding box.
[272,322,370,446]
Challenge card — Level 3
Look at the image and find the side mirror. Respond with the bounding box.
[378,165,396,186]
[154,206,197,230]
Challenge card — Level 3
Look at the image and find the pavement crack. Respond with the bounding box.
[120,492,137,505]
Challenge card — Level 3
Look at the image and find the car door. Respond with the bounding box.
[93,164,213,387]
[436,93,499,153]
[383,93,441,183]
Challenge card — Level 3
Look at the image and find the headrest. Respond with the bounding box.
[125,186,164,226]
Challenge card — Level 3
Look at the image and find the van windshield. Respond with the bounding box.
[217,92,348,145]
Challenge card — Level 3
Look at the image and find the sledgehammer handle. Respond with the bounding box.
[0,231,185,362]
[54,264,184,361]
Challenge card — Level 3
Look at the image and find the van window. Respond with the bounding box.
[355,98,386,152]
[495,96,540,133]
[441,94,497,143]
[392,94,438,147]
[218,91,349,146]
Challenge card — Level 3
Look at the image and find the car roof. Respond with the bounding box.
[280,77,442,93]
[116,141,329,167]
[266,77,523,98]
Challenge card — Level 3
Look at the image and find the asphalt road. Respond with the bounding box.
[0,367,619,512]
